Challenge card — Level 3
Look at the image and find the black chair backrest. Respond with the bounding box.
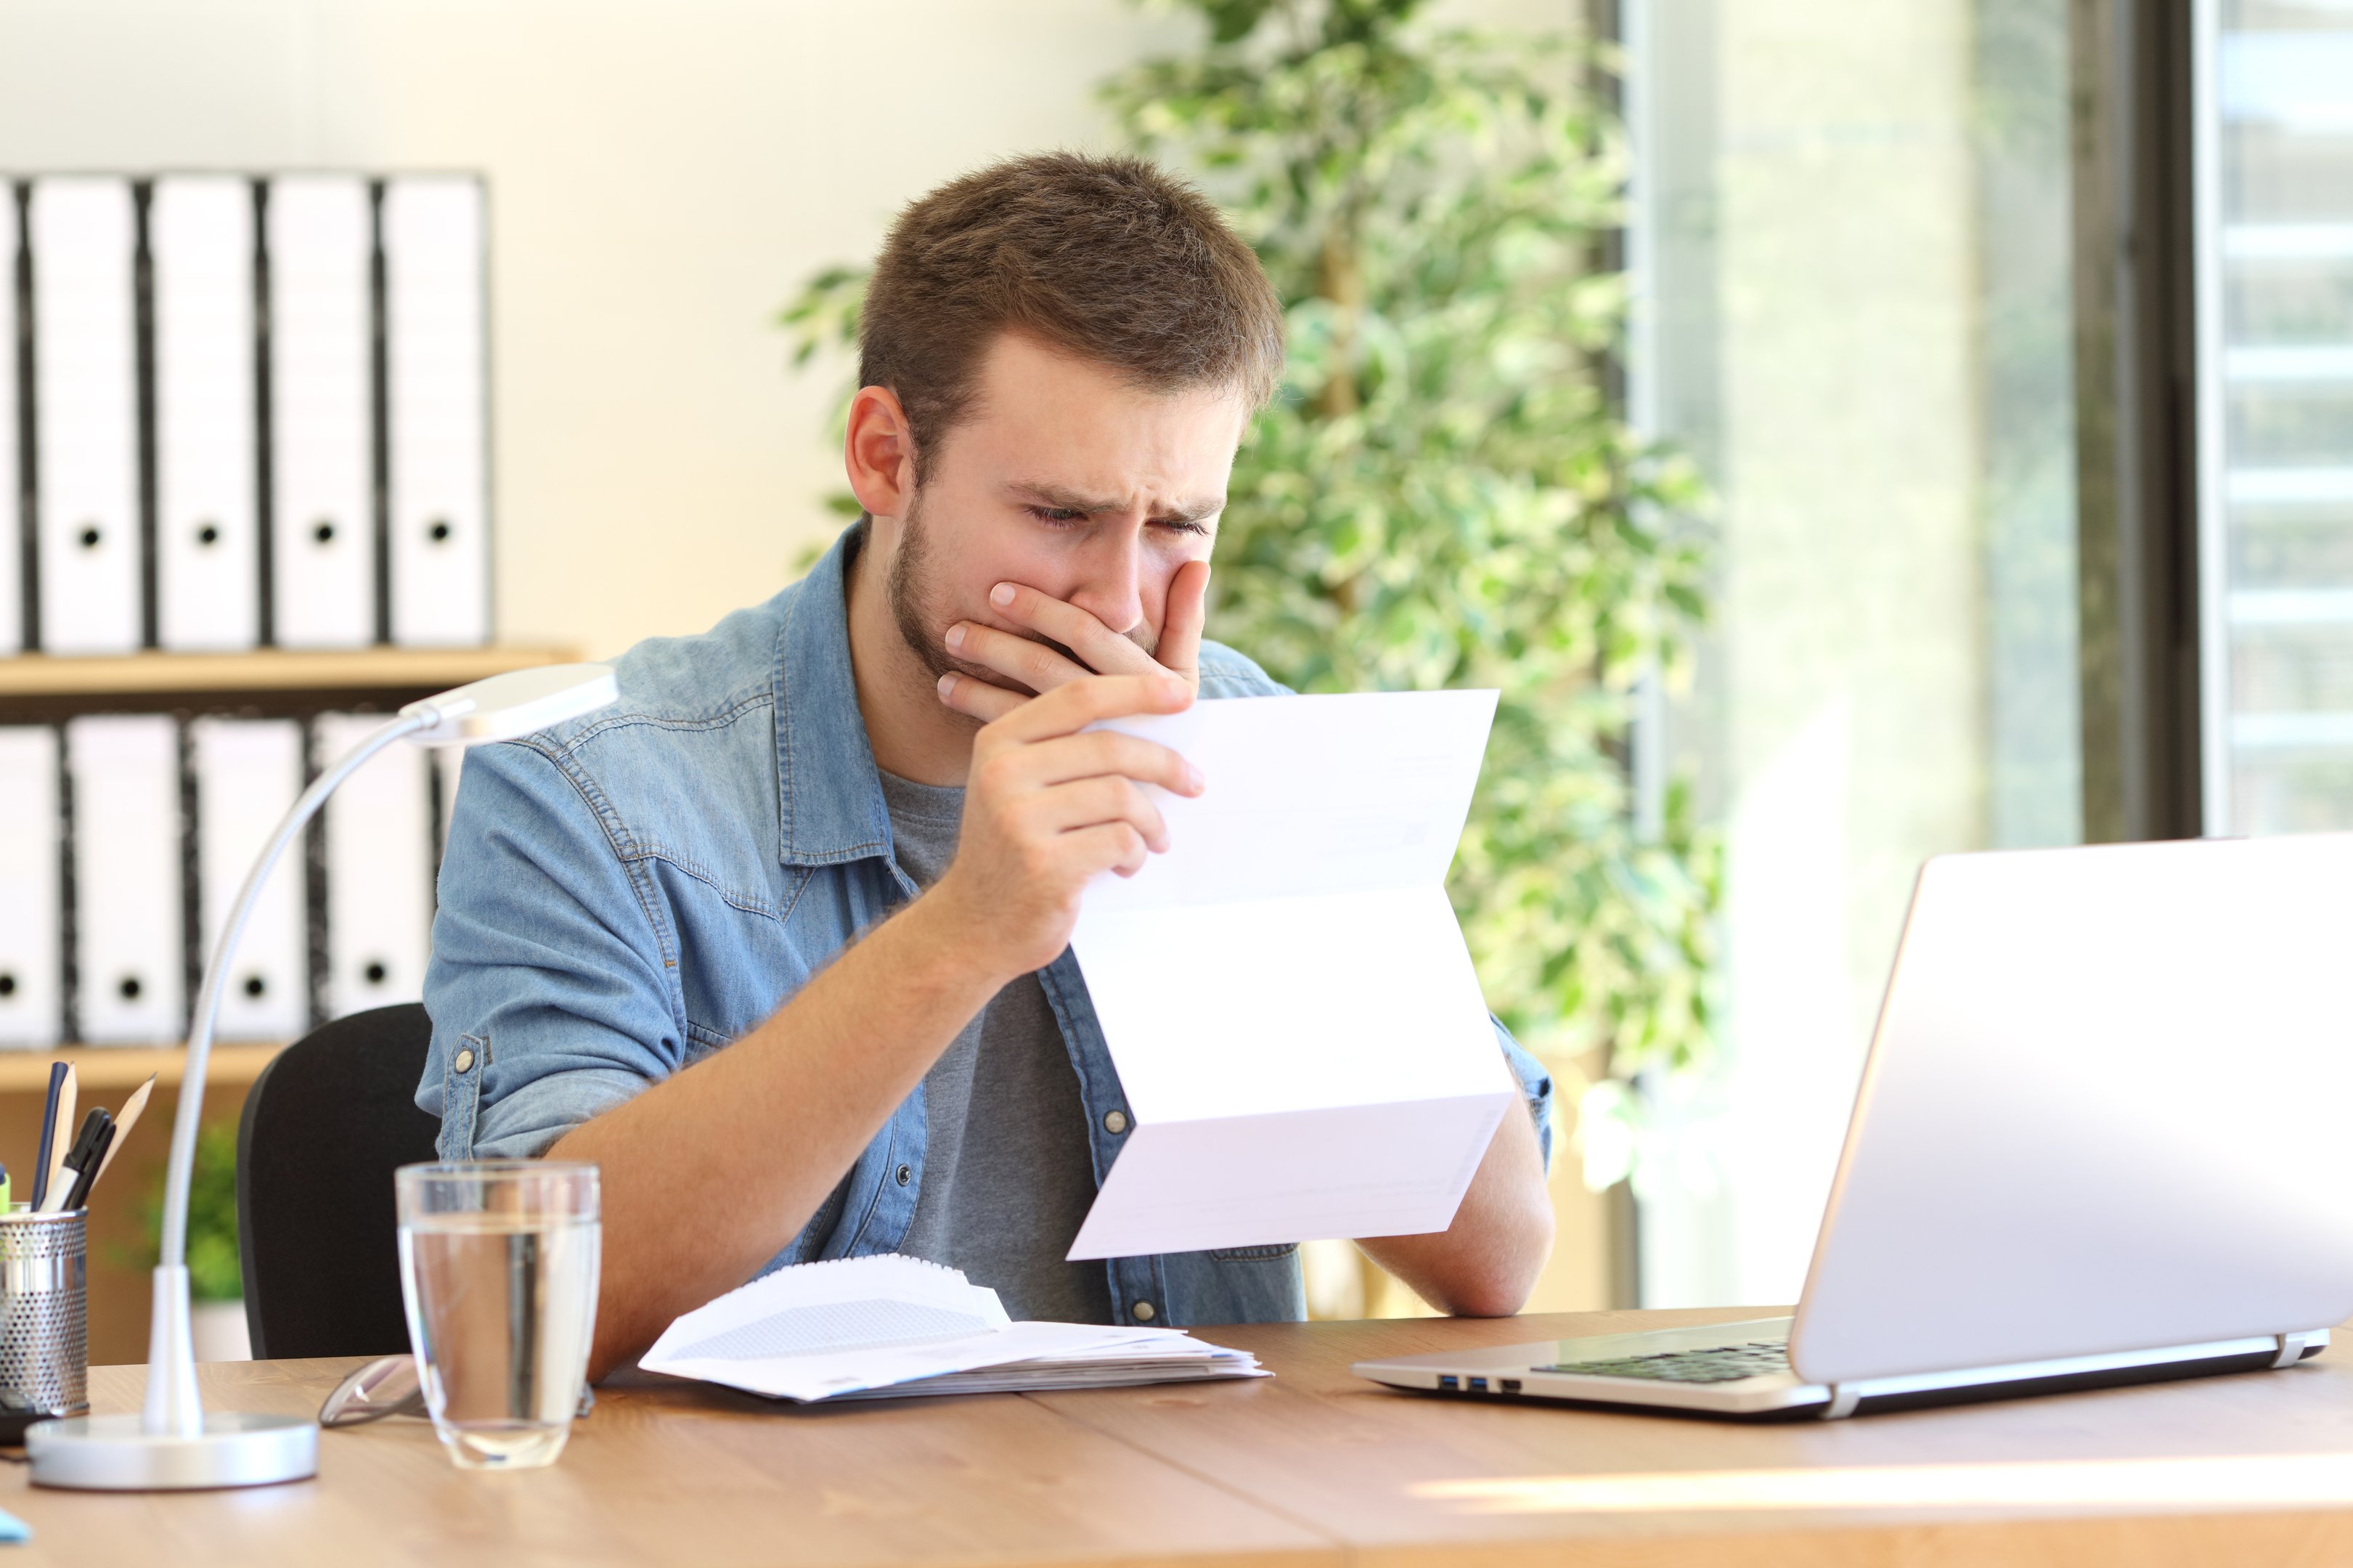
[237,1003,443,1360]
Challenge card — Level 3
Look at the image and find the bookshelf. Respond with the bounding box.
[0,641,579,1078]
[0,645,579,715]
[0,643,577,1360]
[0,1042,285,1093]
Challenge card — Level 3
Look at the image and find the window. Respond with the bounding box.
[1623,0,2081,1304]
[2195,0,2353,833]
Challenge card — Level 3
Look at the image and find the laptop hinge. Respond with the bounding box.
[2272,1332,2315,1369]
[1820,1384,1862,1421]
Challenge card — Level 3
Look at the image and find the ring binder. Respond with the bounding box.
[266,176,375,651]
[0,184,22,656]
[30,179,142,656]
[152,176,259,653]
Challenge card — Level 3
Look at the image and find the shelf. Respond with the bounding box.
[0,645,582,701]
[0,1042,288,1093]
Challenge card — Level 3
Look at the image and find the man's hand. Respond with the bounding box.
[929,560,1211,976]
[927,672,1202,978]
[937,559,1210,720]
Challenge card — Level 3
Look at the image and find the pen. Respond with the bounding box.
[60,1116,114,1213]
[40,1065,76,1217]
[43,1108,110,1214]
[90,1074,155,1189]
[30,1063,68,1211]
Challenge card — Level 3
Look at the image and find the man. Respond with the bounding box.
[422,152,1554,1379]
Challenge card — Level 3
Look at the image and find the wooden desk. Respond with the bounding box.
[9,1308,2353,1566]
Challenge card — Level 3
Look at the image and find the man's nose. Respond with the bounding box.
[1065,528,1146,637]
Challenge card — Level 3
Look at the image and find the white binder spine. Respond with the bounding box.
[30,179,142,656]
[317,712,434,1019]
[383,176,491,648]
[153,176,259,653]
[0,184,23,656]
[266,176,375,650]
[190,717,306,1041]
[66,714,186,1045]
[0,727,62,1048]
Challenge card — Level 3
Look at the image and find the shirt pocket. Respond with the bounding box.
[1206,1243,1300,1262]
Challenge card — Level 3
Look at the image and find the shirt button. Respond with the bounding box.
[896,1164,913,1187]
[1103,1109,1129,1135]
[453,1048,476,1074]
[1132,1300,1157,1323]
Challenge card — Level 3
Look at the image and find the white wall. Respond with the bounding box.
[0,0,1192,658]
[0,0,1567,661]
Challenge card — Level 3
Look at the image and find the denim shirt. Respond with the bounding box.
[419,526,1554,1328]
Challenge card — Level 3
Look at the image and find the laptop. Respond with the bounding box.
[1355,834,2353,1419]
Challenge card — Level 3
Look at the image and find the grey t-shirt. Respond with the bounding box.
[881,770,1116,1326]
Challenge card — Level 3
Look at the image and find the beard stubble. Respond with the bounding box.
[884,494,1157,695]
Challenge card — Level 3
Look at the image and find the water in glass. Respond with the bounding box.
[396,1162,600,1470]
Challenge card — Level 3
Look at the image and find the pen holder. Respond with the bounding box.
[0,1209,86,1441]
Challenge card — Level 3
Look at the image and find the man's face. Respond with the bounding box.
[879,331,1247,691]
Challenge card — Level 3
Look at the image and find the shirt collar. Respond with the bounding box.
[772,524,896,867]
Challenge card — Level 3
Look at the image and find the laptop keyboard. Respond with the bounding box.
[1541,1339,1793,1384]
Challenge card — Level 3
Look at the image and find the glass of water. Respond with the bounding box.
[395,1161,600,1470]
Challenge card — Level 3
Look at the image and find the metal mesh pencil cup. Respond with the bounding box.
[0,1209,88,1421]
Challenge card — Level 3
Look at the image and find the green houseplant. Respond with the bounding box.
[134,1119,242,1304]
[783,0,1716,1188]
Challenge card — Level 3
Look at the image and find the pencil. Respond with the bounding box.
[89,1074,156,1190]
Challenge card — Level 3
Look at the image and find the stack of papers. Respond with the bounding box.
[641,1254,1265,1404]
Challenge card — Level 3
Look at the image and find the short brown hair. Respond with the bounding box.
[860,152,1284,480]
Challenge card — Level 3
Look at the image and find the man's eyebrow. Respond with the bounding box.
[1006,481,1226,523]
[1155,495,1226,526]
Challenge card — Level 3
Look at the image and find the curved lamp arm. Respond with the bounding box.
[146,711,428,1434]
[27,662,613,1485]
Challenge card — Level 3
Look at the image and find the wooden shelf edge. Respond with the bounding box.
[0,1042,289,1093]
[0,645,583,700]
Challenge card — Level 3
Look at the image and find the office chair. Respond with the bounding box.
[236,1003,444,1360]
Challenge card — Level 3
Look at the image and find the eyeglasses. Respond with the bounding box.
[318,1355,423,1428]
[318,1355,595,1429]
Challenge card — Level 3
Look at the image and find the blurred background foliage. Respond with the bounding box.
[783,0,1717,1187]
[129,1119,242,1303]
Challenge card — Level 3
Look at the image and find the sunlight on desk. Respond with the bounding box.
[1413,1453,2353,1514]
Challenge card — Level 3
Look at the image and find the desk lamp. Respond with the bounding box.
[27,663,619,1490]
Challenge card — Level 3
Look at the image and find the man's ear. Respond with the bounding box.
[844,386,917,520]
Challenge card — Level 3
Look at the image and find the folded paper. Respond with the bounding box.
[1067,689,1516,1261]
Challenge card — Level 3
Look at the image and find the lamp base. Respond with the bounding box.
[26,1411,318,1490]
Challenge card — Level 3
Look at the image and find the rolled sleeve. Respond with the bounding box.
[422,738,685,1160]
[1491,1016,1554,1171]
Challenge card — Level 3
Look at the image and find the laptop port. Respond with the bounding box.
[1438,1375,1459,1390]
[1499,1379,1522,1394]
[1468,1376,1489,1391]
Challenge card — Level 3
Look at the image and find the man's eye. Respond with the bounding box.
[1153,518,1210,536]
[1024,505,1088,525]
